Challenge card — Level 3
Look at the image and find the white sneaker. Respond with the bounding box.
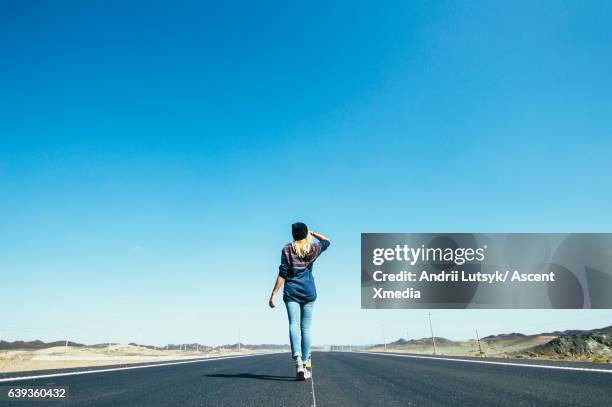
[296,364,306,381]
[303,369,311,380]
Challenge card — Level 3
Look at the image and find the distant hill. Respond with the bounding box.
[369,337,455,350]
[124,342,290,351]
[237,343,289,350]
[482,333,525,340]
[215,343,289,351]
[0,340,84,350]
[525,332,612,359]
[595,325,612,334]
[539,325,612,337]
[0,340,288,352]
[365,325,612,361]
[127,342,289,351]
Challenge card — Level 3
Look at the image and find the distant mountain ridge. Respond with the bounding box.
[0,340,289,351]
[3,325,610,359]
[482,333,525,340]
[365,325,611,362]
[539,325,612,337]
[0,340,84,350]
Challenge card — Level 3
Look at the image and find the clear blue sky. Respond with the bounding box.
[1,1,611,346]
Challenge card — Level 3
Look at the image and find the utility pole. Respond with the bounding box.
[428,312,437,355]
[382,324,387,351]
[476,329,483,356]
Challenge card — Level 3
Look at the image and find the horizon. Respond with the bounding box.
[2,1,612,346]
[3,314,611,348]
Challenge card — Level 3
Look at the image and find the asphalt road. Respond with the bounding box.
[2,352,611,406]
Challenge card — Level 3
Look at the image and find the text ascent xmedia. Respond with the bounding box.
[372,270,556,284]
[371,270,556,300]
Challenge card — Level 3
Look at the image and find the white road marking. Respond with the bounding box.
[360,352,612,373]
[0,352,287,383]
[310,357,317,407]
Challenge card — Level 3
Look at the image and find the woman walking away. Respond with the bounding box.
[269,222,330,381]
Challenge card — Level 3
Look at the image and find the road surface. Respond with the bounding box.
[1,352,611,406]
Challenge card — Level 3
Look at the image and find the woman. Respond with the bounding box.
[269,222,330,381]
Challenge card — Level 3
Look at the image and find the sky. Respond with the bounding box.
[1,1,612,346]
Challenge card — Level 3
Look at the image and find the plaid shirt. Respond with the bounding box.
[279,240,330,302]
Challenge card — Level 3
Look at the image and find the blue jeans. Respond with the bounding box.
[284,301,313,360]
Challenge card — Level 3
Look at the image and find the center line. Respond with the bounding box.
[310,356,317,407]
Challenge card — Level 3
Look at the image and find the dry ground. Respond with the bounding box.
[0,344,256,373]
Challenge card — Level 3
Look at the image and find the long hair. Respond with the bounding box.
[292,236,312,259]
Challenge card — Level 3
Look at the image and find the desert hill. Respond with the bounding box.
[366,325,611,362]
[526,332,611,360]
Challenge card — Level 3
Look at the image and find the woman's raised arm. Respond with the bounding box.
[309,231,329,242]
